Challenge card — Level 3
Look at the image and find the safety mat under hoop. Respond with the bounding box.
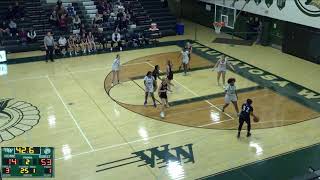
[212,38,254,46]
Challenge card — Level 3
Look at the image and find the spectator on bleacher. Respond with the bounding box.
[131,31,140,47]
[57,0,63,10]
[55,2,67,20]
[79,24,87,35]
[19,28,27,45]
[149,23,160,43]
[97,1,106,15]
[50,10,58,26]
[44,31,55,62]
[124,1,131,12]
[59,14,68,32]
[102,11,110,23]
[138,32,149,45]
[58,35,67,56]
[124,31,133,48]
[0,21,10,40]
[117,16,128,31]
[105,2,111,13]
[72,15,81,30]
[80,33,88,54]
[91,24,100,36]
[87,31,96,53]
[111,29,122,51]
[13,1,25,21]
[67,4,76,17]
[96,30,107,50]
[8,20,18,37]
[116,9,124,21]
[149,23,159,31]
[93,13,103,25]
[6,5,15,20]
[27,28,37,43]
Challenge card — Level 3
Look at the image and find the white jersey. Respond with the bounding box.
[224,84,237,103]
[112,58,120,71]
[144,76,155,92]
[217,59,227,72]
[225,84,236,96]
[181,50,189,64]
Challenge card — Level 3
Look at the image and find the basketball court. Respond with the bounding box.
[1,18,320,179]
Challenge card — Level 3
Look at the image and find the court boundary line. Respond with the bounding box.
[0,62,148,83]
[55,118,233,161]
[2,75,48,82]
[145,62,234,120]
[68,62,148,74]
[46,76,94,151]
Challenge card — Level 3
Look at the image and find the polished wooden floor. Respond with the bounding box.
[1,20,320,179]
[105,52,319,129]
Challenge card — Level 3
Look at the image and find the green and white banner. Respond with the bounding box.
[200,0,320,28]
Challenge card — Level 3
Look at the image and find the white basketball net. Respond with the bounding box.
[213,22,225,34]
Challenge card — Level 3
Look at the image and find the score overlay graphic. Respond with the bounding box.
[1,147,54,178]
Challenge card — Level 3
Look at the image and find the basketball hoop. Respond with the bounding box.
[213,22,225,34]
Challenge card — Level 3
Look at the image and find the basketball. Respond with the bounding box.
[253,116,260,122]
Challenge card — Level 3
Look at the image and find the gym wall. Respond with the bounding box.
[167,0,320,64]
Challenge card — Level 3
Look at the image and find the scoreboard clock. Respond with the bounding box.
[1,147,54,178]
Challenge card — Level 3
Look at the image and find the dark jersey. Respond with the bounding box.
[167,64,173,80]
[152,69,160,80]
[159,83,168,99]
[240,103,253,120]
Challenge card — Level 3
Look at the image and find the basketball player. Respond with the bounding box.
[87,31,96,53]
[144,71,157,107]
[238,99,257,138]
[185,42,192,70]
[111,54,120,86]
[75,33,81,54]
[222,78,239,115]
[212,55,235,87]
[166,60,174,90]
[158,78,170,118]
[152,65,160,91]
[80,33,88,54]
[178,48,189,75]
[67,35,76,56]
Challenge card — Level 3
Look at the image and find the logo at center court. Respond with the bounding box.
[96,144,195,173]
[0,98,40,142]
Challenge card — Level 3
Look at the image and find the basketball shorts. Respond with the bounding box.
[145,86,154,93]
[225,94,237,104]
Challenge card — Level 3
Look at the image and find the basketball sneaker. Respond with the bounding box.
[247,132,251,137]
[160,112,165,118]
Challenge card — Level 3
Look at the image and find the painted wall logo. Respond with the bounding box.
[295,0,320,16]
[0,98,40,142]
[265,0,274,8]
[96,144,194,172]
